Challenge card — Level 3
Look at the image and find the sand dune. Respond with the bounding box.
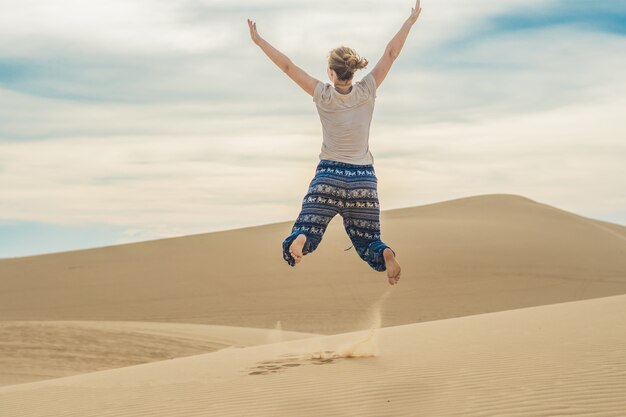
[1,194,625,335]
[1,294,625,417]
[0,321,316,386]
[1,193,625,408]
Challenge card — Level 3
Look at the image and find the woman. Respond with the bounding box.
[247,1,421,285]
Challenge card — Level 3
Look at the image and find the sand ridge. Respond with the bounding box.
[0,320,318,386]
[1,194,626,335]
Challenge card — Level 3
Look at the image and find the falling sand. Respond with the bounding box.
[308,288,391,359]
[245,289,393,375]
[335,288,392,358]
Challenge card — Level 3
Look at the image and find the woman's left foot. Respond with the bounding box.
[383,248,401,285]
[289,234,307,265]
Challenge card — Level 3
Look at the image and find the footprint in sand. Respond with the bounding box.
[247,350,344,375]
[248,370,268,375]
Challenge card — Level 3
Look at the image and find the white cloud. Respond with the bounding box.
[1,91,624,237]
[0,129,321,231]
[1,0,625,258]
[372,92,626,219]
[0,0,238,54]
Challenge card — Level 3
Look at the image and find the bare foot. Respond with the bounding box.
[289,234,307,264]
[383,248,401,285]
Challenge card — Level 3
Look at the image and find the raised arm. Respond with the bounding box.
[247,19,320,97]
[371,0,422,88]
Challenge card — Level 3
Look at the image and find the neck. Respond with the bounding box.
[334,81,352,91]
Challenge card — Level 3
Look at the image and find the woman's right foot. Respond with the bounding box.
[289,234,307,264]
[383,248,401,285]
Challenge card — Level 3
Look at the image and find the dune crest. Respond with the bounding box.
[2,194,625,335]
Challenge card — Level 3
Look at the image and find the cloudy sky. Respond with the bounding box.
[1,0,625,258]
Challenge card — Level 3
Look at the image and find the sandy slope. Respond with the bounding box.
[0,321,316,386]
[1,194,625,335]
[1,194,625,391]
[1,294,624,417]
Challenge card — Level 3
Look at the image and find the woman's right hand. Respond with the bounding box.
[407,0,422,25]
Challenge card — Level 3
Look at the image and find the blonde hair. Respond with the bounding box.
[328,46,368,82]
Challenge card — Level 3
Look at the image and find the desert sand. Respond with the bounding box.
[1,194,625,416]
[0,320,316,386]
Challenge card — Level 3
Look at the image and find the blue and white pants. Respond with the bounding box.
[282,159,395,271]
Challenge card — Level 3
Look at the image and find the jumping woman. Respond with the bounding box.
[247,0,421,285]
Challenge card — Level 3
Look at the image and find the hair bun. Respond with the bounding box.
[343,55,356,70]
[328,46,368,80]
[355,56,368,70]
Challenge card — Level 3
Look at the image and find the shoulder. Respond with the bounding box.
[313,73,377,107]
[357,72,377,99]
[313,80,331,103]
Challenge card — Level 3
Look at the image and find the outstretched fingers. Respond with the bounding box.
[410,0,422,22]
[247,19,261,44]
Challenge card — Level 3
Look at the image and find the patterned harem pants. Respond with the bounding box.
[282,159,395,271]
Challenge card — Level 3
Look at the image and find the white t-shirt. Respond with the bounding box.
[312,71,377,166]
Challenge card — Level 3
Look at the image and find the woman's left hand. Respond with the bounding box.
[247,19,262,45]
